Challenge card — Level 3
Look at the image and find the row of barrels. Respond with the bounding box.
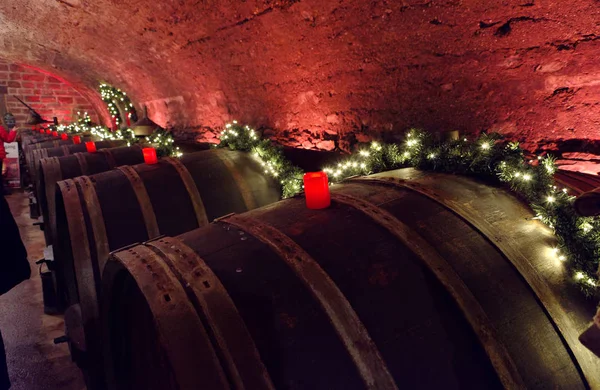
[19,128,599,389]
[21,129,95,218]
[19,127,283,388]
[97,169,598,389]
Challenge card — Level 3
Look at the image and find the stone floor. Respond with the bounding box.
[0,190,84,390]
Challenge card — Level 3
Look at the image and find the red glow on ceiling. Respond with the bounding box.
[18,63,73,87]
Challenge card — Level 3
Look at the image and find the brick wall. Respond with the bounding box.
[0,60,99,127]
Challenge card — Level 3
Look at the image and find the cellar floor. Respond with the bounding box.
[0,190,84,390]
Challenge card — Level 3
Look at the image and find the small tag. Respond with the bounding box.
[43,245,54,261]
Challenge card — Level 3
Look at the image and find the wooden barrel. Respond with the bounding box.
[554,169,600,196]
[24,137,93,185]
[38,144,141,247]
[103,168,599,390]
[54,149,281,387]
[32,140,125,222]
[24,136,94,218]
[32,140,124,182]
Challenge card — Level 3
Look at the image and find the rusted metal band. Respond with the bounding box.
[74,152,89,176]
[99,148,117,169]
[349,175,597,389]
[75,176,110,274]
[147,237,275,390]
[53,140,60,147]
[214,149,257,211]
[61,145,72,156]
[220,214,398,390]
[116,165,160,239]
[42,157,63,244]
[330,191,525,389]
[163,157,209,226]
[57,179,94,311]
[108,245,229,389]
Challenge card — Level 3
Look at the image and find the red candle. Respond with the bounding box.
[303,171,330,209]
[143,147,158,165]
[111,116,117,131]
[52,131,58,137]
[85,141,97,153]
[46,129,52,135]
[39,129,44,134]
[61,133,68,140]
[73,136,81,144]
[126,113,131,127]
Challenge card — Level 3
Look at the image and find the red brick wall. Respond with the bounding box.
[0,60,99,127]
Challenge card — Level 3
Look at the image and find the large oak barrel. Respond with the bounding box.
[39,144,141,247]
[24,137,93,186]
[55,149,281,387]
[32,140,125,189]
[103,168,599,390]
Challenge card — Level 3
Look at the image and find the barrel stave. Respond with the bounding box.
[134,161,200,236]
[224,194,503,389]
[180,222,368,389]
[338,181,584,388]
[91,170,149,251]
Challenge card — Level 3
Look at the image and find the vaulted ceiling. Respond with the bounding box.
[2,0,600,151]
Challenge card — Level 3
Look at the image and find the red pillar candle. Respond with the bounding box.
[52,131,58,137]
[111,116,117,131]
[126,113,131,127]
[60,133,68,140]
[73,136,81,144]
[39,129,44,134]
[143,147,158,165]
[85,141,97,153]
[46,129,52,135]
[303,171,330,209]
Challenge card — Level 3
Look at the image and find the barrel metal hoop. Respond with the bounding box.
[163,157,209,226]
[213,149,257,211]
[329,191,525,390]
[74,152,89,176]
[75,176,110,275]
[220,214,398,390]
[61,145,72,156]
[349,175,597,389]
[42,157,63,244]
[108,245,229,389]
[53,140,60,147]
[99,148,117,169]
[146,237,275,390]
[116,165,160,239]
[57,179,94,313]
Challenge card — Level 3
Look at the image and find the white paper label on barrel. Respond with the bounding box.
[44,245,54,261]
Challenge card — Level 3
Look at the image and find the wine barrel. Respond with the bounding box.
[104,168,599,390]
[38,143,140,247]
[55,149,281,387]
[24,136,94,218]
[554,169,600,196]
[33,140,125,227]
[24,137,93,184]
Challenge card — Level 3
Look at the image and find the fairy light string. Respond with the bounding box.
[218,123,599,296]
[99,83,137,127]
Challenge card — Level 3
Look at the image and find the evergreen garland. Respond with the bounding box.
[99,83,138,126]
[218,123,599,297]
[216,121,304,198]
